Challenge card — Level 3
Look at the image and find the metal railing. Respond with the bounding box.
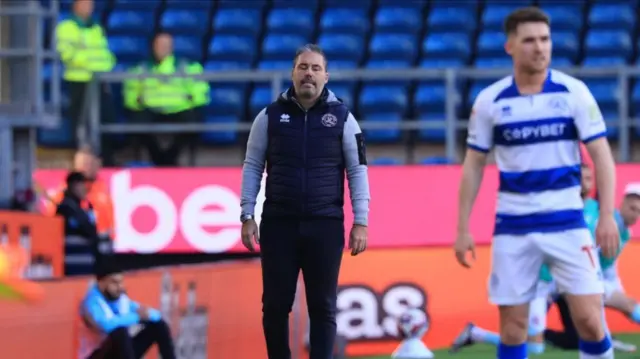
[87,66,640,163]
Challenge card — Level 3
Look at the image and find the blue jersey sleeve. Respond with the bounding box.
[83,297,141,334]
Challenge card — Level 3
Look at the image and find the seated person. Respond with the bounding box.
[79,264,176,359]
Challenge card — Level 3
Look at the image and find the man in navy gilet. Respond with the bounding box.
[240,44,371,359]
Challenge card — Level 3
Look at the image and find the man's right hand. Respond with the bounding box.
[241,219,260,252]
[136,306,150,321]
[454,231,476,268]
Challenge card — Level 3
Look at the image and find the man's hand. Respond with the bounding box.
[349,225,368,256]
[596,214,619,258]
[136,306,150,321]
[454,231,476,268]
[241,219,260,252]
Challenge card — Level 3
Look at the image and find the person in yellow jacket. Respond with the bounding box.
[123,32,210,167]
[55,0,116,165]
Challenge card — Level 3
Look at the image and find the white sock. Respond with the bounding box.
[470,326,500,345]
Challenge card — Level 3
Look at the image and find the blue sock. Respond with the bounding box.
[579,336,612,357]
[630,304,640,324]
[497,342,527,359]
[528,342,545,354]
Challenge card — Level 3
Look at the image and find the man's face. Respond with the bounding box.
[291,51,328,100]
[74,0,94,18]
[506,22,551,74]
[100,273,125,300]
[620,195,640,226]
[72,181,88,199]
[153,34,173,60]
[581,166,594,197]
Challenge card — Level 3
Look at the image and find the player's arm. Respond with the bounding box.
[457,96,493,233]
[573,82,616,217]
[342,113,370,226]
[240,109,268,217]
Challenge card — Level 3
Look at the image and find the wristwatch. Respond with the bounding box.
[240,214,254,223]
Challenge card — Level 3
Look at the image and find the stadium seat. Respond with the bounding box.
[417,112,445,142]
[414,84,446,113]
[267,9,315,37]
[374,7,421,34]
[582,56,627,67]
[361,113,402,143]
[330,60,359,70]
[368,33,418,62]
[420,156,454,165]
[207,35,256,63]
[428,6,477,33]
[320,8,369,36]
[257,60,291,71]
[38,117,74,148]
[585,80,619,111]
[474,57,512,68]
[588,4,635,31]
[482,5,523,31]
[542,5,583,32]
[217,0,267,8]
[250,87,275,117]
[204,60,251,89]
[600,111,620,139]
[551,57,573,67]
[201,116,238,145]
[207,88,243,116]
[165,0,212,8]
[585,31,633,59]
[107,10,155,35]
[160,9,210,35]
[365,60,412,69]
[359,85,408,114]
[262,34,308,61]
[108,36,147,62]
[330,85,354,108]
[420,58,465,68]
[324,0,373,11]
[212,9,262,37]
[553,32,579,61]
[468,81,494,107]
[272,0,318,8]
[172,36,203,61]
[422,34,471,61]
[370,157,402,165]
[112,0,161,10]
[378,0,425,8]
[317,34,364,62]
[476,32,507,57]
[124,161,154,168]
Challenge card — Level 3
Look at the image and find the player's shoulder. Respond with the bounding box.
[548,69,590,95]
[473,76,514,106]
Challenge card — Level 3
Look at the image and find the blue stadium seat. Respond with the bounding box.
[585,80,619,111]
[324,0,373,11]
[542,5,583,32]
[124,161,154,168]
[257,60,292,71]
[370,157,402,165]
[361,113,402,143]
[267,9,315,37]
[330,85,354,108]
[482,6,522,31]
[422,34,471,60]
[172,36,203,61]
[365,60,412,69]
[262,34,308,61]
[217,0,267,8]
[551,57,573,67]
[420,58,465,68]
[378,0,425,8]
[420,156,454,165]
[112,0,161,10]
[584,31,632,59]
[272,0,318,8]
[468,81,494,107]
[204,60,252,71]
[582,56,627,67]
[250,87,275,116]
[213,9,262,37]
[414,84,446,113]
[208,35,256,62]
[588,4,635,31]
[207,88,244,116]
[474,57,512,68]
[160,9,210,35]
[320,8,369,36]
[477,32,506,57]
[38,117,74,148]
[600,111,619,139]
[330,60,359,70]
[317,34,364,62]
[107,10,154,35]
[553,32,579,61]
[165,0,212,8]
[108,36,147,62]
[428,6,477,33]
[417,113,445,142]
[359,85,408,114]
[201,116,238,145]
[368,33,418,62]
[374,7,421,34]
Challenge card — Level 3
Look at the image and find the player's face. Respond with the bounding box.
[581,166,594,197]
[621,195,640,226]
[100,274,125,300]
[506,22,551,74]
[292,52,328,100]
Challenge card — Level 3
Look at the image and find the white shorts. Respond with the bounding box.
[489,228,604,305]
[602,264,624,300]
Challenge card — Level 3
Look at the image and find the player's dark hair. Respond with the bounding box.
[503,7,550,35]
[293,44,328,70]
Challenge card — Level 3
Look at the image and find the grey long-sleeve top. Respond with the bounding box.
[240,109,371,225]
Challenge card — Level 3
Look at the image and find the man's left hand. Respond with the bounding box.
[349,225,368,256]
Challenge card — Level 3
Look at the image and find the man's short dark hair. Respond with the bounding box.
[293,44,328,69]
[503,7,550,35]
[66,171,86,186]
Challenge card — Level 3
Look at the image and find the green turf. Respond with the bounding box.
[352,333,640,358]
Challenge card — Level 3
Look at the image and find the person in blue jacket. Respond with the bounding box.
[79,264,176,359]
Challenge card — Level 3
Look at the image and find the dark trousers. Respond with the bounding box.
[131,108,201,167]
[260,217,345,359]
[544,295,579,350]
[66,80,115,165]
[87,320,176,359]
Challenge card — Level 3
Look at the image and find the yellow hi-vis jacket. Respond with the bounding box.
[55,17,115,82]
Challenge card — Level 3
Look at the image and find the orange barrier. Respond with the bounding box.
[0,211,64,278]
[0,244,639,358]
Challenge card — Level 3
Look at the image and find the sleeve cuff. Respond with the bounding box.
[467,143,490,153]
[582,131,607,144]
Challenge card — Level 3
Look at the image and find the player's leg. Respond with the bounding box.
[544,295,580,350]
[449,322,500,353]
[544,228,613,358]
[602,266,640,324]
[489,234,543,359]
[527,295,548,354]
